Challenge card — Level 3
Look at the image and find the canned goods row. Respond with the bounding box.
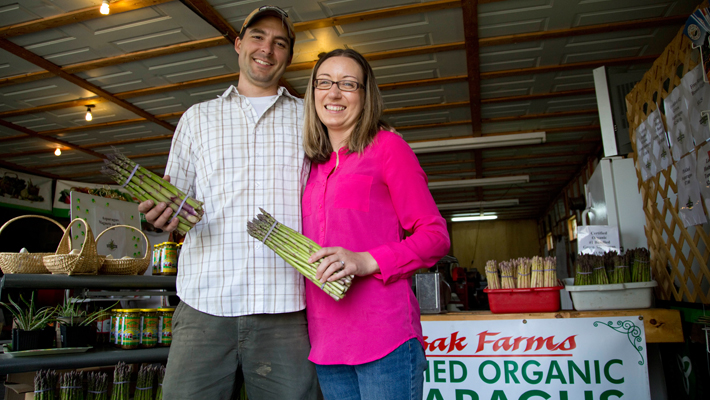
[152,242,181,275]
[109,308,174,349]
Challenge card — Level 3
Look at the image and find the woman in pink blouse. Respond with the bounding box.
[302,48,450,400]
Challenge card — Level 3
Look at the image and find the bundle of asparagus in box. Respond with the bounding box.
[591,255,609,285]
[610,254,630,284]
[34,370,58,400]
[110,362,132,400]
[87,372,109,400]
[530,256,545,288]
[574,255,593,285]
[101,149,204,235]
[484,260,500,289]
[516,258,531,288]
[247,208,353,301]
[59,370,83,400]
[630,248,651,282]
[543,257,558,287]
[134,364,156,400]
[499,261,516,289]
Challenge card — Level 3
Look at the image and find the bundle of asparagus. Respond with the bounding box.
[110,362,132,400]
[543,257,558,287]
[630,248,651,282]
[610,255,630,284]
[34,370,58,400]
[591,255,609,285]
[499,261,516,289]
[516,258,531,288]
[134,364,156,400]
[60,371,83,400]
[87,372,109,400]
[101,149,204,235]
[484,260,500,289]
[603,250,618,277]
[574,255,593,285]
[246,209,353,301]
[155,366,166,400]
[530,256,545,288]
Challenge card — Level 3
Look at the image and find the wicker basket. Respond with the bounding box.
[0,215,66,274]
[96,225,151,275]
[44,218,101,275]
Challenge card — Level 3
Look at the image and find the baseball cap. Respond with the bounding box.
[239,5,296,53]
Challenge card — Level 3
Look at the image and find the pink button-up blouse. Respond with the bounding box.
[303,130,450,365]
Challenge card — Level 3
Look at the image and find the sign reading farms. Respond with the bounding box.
[421,316,649,400]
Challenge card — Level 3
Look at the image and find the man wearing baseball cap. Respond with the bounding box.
[139,5,320,399]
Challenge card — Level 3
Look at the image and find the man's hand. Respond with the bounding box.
[137,175,180,232]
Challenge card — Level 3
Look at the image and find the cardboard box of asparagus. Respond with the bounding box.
[101,149,204,236]
[563,249,657,311]
[483,257,563,314]
[247,209,353,301]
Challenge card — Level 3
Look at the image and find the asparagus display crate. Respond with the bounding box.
[484,285,563,314]
[564,278,658,311]
[562,278,657,311]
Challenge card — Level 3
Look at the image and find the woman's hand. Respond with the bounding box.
[308,247,379,284]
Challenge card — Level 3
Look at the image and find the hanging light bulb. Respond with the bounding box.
[100,0,110,15]
[54,148,62,156]
[85,105,94,121]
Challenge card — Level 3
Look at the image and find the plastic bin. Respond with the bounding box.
[484,285,563,314]
[562,278,657,311]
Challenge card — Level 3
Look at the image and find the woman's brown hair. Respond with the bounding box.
[303,48,391,163]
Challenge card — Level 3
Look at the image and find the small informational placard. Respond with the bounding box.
[697,142,710,213]
[0,167,52,212]
[676,153,708,227]
[422,316,650,399]
[681,64,710,145]
[577,225,620,255]
[70,192,143,259]
[647,107,672,172]
[634,119,655,181]
[664,84,696,161]
[54,180,134,218]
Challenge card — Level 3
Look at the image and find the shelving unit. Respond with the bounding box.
[0,274,177,374]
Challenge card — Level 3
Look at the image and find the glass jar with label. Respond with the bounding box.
[140,309,159,348]
[120,309,141,350]
[111,309,123,348]
[95,310,111,345]
[161,242,178,275]
[158,307,175,347]
[152,243,162,275]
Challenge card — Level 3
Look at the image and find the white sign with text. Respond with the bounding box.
[577,226,620,255]
[422,316,650,400]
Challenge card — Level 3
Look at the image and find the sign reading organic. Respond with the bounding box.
[422,316,649,400]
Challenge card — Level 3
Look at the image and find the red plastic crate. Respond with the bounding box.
[484,285,563,314]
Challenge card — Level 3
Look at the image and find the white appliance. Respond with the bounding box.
[584,157,647,253]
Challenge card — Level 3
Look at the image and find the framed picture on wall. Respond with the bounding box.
[567,216,578,241]
[546,232,554,251]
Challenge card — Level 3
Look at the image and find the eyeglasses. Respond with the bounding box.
[259,5,288,17]
[313,79,364,92]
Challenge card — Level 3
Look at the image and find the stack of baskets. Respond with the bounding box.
[0,215,66,274]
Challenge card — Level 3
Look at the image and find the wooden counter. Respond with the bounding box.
[421,308,683,343]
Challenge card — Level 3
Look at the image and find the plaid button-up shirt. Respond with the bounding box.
[165,85,308,316]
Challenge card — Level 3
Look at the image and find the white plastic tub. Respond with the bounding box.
[562,278,657,311]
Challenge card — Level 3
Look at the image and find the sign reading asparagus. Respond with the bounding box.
[422,316,650,400]
[101,150,204,235]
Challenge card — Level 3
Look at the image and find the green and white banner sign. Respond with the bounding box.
[422,316,649,400]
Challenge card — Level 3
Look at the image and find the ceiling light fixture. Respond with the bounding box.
[409,132,546,154]
[437,199,519,211]
[429,175,529,190]
[451,214,498,222]
[100,0,110,15]
[54,148,61,156]
[85,105,95,121]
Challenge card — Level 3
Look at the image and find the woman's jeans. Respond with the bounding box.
[315,338,427,400]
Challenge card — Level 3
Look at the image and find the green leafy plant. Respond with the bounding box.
[0,292,55,331]
[55,298,117,327]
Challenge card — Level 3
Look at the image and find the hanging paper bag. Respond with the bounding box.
[676,153,708,227]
